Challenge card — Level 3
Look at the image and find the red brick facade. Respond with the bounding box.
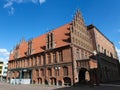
[7,10,120,86]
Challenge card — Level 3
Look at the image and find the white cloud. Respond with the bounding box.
[8,7,15,15]
[0,49,10,56]
[32,0,38,3]
[3,1,13,8]
[118,41,120,45]
[0,57,9,63]
[39,0,46,4]
[0,49,10,63]
[3,0,46,15]
[116,47,120,60]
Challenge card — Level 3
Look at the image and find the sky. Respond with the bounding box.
[0,0,120,63]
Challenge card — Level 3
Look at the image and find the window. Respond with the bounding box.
[5,67,8,69]
[102,47,104,53]
[31,57,33,67]
[85,52,87,59]
[34,56,37,65]
[0,66,2,69]
[38,55,41,65]
[14,45,19,59]
[48,68,52,76]
[81,50,84,59]
[41,69,44,76]
[26,59,29,67]
[97,44,100,52]
[28,40,32,55]
[36,69,39,77]
[110,53,113,58]
[46,32,54,49]
[59,51,63,62]
[48,53,51,64]
[43,54,46,65]
[53,52,57,63]
[33,56,37,66]
[104,49,106,55]
[63,67,68,76]
[4,71,7,74]
[76,49,80,60]
[14,51,19,59]
[0,62,3,64]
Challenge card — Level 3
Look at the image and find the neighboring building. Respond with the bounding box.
[88,25,120,82]
[0,61,4,81]
[2,63,8,81]
[0,61,8,81]
[7,10,120,85]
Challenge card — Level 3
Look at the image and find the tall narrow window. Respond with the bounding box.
[76,49,80,60]
[53,52,57,63]
[36,69,39,77]
[14,44,19,59]
[59,51,63,62]
[48,53,51,64]
[42,54,46,65]
[97,44,100,52]
[34,56,37,65]
[110,53,113,58]
[48,68,52,76]
[28,40,32,55]
[38,55,41,65]
[81,50,84,59]
[31,57,33,66]
[26,58,29,67]
[41,69,44,76]
[63,67,68,76]
[46,32,54,49]
[104,49,106,55]
[102,47,104,53]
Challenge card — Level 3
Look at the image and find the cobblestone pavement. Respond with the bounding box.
[0,81,120,90]
[0,82,60,90]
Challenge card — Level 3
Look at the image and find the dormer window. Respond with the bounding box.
[14,51,19,59]
[27,40,32,55]
[14,44,19,59]
[46,32,55,50]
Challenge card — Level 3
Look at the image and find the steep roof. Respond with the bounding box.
[9,23,71,60]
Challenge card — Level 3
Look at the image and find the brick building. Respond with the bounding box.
[7,10,120,85]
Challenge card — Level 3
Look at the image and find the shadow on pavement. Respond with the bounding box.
[53,82,120,90]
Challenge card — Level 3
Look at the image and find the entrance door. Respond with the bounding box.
[78,68,90,84]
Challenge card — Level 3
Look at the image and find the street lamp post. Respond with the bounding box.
[55,66,60,86]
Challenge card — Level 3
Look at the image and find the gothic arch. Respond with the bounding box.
[78,68,90,84]
[63,77,71,86]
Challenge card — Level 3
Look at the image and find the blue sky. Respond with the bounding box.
[0,0,120,63]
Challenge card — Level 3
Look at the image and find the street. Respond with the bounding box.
[0,81,120,90]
